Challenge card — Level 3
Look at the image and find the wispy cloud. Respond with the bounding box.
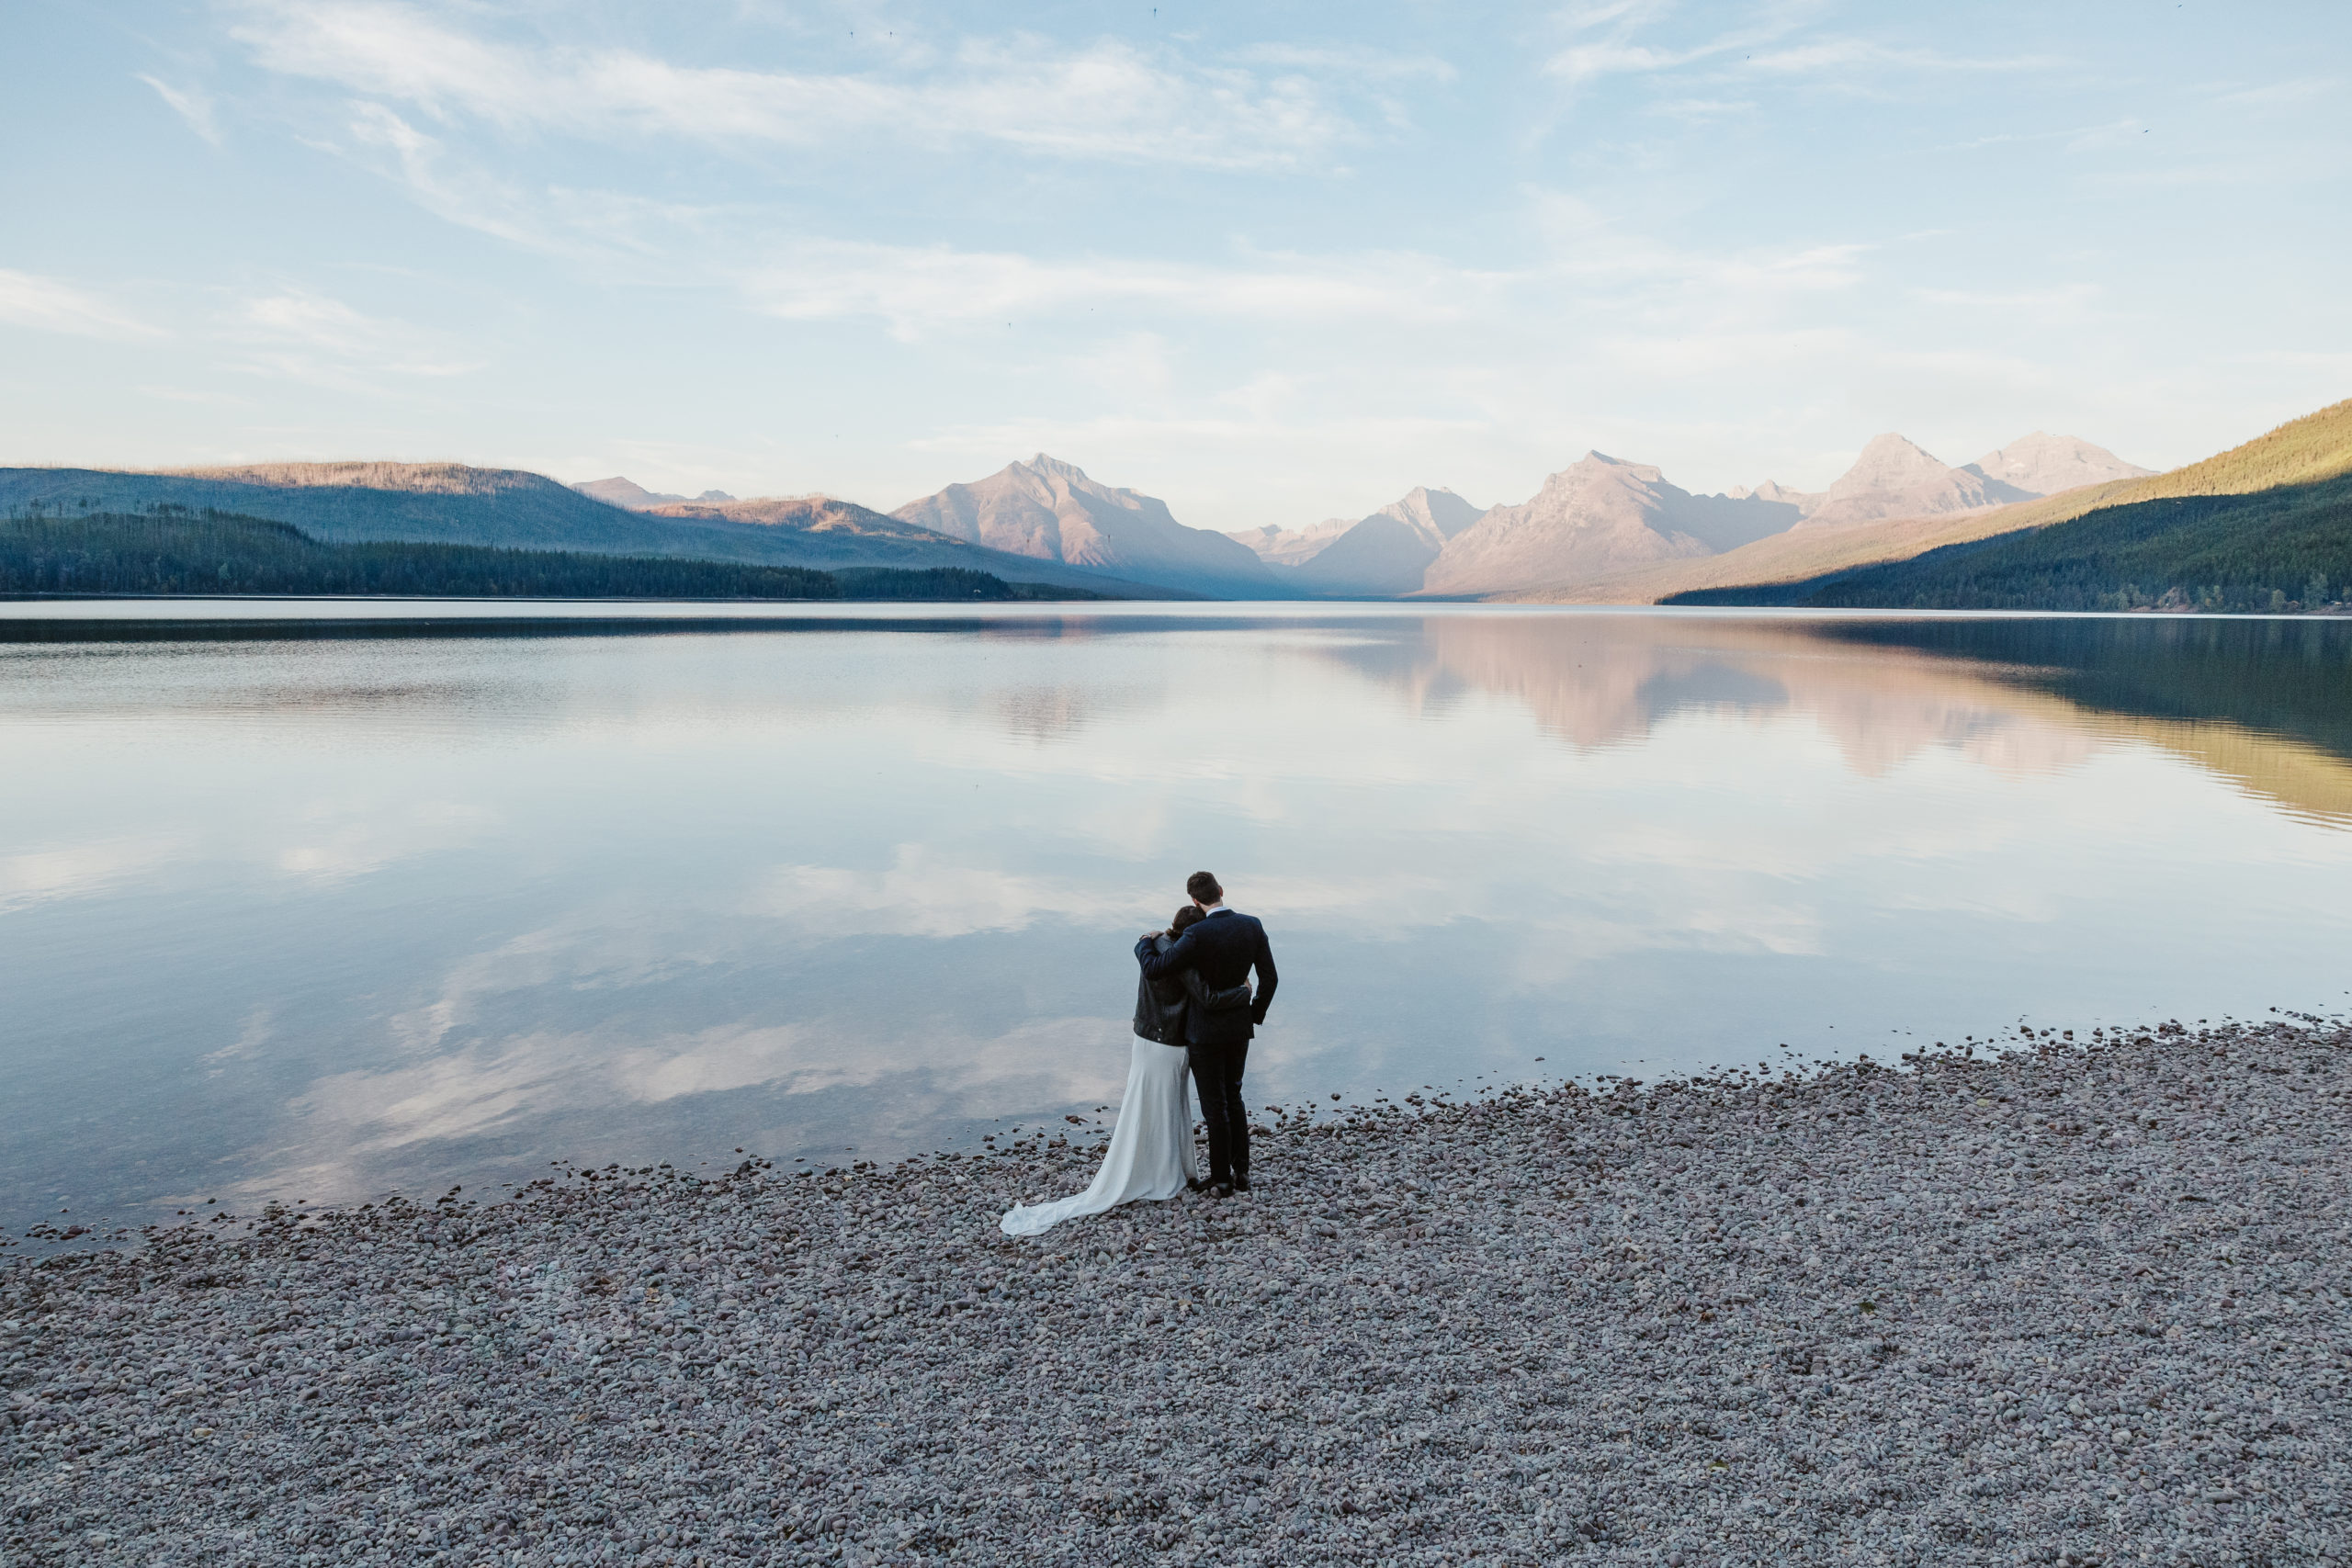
[1543,4,1803,87]
[231,0,1360,170]
[1556,0,1679,30]
[1941,118,2140,152]
[899,407,1492,486]
[1744,39,2059,75]
[1228,43,1458,84]
[0,269,168,341]
[341,102,710,274]
[1911,283,2102,329]
[342,103,572,257]
[1915,283,2100,310]
[1530,192,1869,297]
[2203,76,2341,108]
[138,73,223,143]
[311,90,1498,340]
[137,383,256,408]
[1649,97,1758,120]
[227,6,1873,362]
[739,240,1497,340]
[1548,40,1717,85]
[232,286,483,386]
[1549,23,2057,88]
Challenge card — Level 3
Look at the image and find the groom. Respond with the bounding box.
[1136,871,1277,1195]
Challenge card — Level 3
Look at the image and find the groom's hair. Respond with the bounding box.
[1186,871,1223,904]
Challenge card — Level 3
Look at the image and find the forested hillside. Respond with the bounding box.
[0,463,654,550]
[0,510,1104,602]
[1667,400,2352,611]
[0,465,1174,596]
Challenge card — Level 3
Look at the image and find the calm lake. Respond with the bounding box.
[6,604,2350,1234]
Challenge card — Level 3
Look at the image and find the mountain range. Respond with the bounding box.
[625,492,1182,593]
[1665,400,2352,614]
[574,476,737,509]
[888,455,1280,598]
[1418,457,1801,597]
[0,464,1186,598]
[1230,488,1486,597]
[1718,433,2154,528]
[1,424,2189,604]
[1217,431,2150,599]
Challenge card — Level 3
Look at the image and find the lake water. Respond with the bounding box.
[6,604,2351,1235]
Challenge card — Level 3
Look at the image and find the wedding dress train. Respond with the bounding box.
[1000,1038,1199,1236]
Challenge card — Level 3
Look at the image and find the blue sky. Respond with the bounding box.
[4,1,2347,528]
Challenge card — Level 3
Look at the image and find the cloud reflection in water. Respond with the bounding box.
[4,608,2349,1224]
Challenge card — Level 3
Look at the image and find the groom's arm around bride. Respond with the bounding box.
[1135,870,1276,1193]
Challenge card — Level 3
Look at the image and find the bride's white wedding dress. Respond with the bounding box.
[1000,1038,1199,1236]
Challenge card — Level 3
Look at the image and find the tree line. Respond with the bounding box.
[0,508,1103,603]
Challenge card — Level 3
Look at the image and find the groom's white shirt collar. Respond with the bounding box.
[1199,902,1231,915]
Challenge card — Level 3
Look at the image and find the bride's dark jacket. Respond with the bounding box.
[1137,909,1277,1048]
[1134,933,1251,1044]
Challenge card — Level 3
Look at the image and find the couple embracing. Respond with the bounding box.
[1001,872,1278,1236]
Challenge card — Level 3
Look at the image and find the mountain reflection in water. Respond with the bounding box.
[3,606,2348,1232]
[1337,613,2352,825]
[1821,616,2352,826]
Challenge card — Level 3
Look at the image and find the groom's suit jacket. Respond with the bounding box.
[1136,908,1277,1048]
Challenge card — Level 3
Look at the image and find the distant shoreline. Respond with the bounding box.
[11,596,2352,650]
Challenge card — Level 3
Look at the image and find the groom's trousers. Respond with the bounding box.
[1188,1041,1250,1184]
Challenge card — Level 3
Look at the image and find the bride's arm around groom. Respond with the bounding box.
[1135,871,1275,1192]
[1135,877,1277,1023]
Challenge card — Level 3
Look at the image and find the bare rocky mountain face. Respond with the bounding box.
[1226,516,1357,569]
[636,495,1183,594]
[1962,432,2154,497]
[891,454,1280,597]
[572,476,736,510]
[1795,434,2037,529]
[1779,433,2152,531]
[1290,486,1487,597]
[1419,455,1797,598]
[1721,435,2148,531]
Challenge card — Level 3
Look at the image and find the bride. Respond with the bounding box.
[1000,905,1248,1236]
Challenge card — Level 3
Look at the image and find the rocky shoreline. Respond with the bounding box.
[6,1018,2348,1566]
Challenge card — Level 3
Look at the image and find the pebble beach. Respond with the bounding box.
[6,1017,2347,1567]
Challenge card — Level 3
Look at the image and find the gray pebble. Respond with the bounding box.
[3,1017,2348,1564]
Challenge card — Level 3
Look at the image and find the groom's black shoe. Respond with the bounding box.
[1185,1177,1209,1194]
[1231,1173,1250,1194]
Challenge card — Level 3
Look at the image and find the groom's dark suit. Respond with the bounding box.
[1136,908,1277,1186]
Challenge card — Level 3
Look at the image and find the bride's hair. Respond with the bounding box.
[1166,904,1205,939]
